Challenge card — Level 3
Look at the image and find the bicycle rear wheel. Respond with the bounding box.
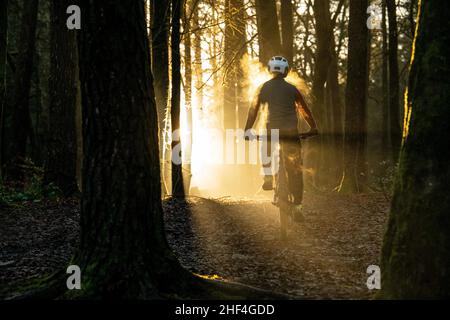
[279,202,290,241]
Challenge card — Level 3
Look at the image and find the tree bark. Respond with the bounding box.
[387,0,401,161]
[312,0,332,133]
[280,0,294,63]
[183,0,194,194]
[151,0,171,196]
[380,0,450,298]
[326,37,343,181]
[0,0,7,177]
[339,0,369,193]
[311,0,335,187]
[8,0,39,180]
[409,0,416,40]
[76,0,190,298]
[381,0,389,153]
[171,0,185,197]
[43,0,79,196]
[151,0,170,150]
[255,0,281,64]
[184,1,192,113]
[299,1,312,77]
[223,0,246,130]
[193,7,203,109]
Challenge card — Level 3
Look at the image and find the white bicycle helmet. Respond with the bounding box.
[267,56,289,77]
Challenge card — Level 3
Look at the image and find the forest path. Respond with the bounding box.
[0,192,388,299]
[165,192,389,299]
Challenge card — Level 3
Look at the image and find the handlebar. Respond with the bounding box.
[245,131,319,141]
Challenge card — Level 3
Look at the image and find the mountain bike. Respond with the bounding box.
[247,131,318,241]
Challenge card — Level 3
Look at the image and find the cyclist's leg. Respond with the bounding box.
[275,145,290,239]
[283,140,304,206]
[279,140,305,223]
[273,142,288,206]
[261,135,273,190]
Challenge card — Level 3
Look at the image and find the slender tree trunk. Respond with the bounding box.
[312,0,332,131]
[300,1,312,77]
[8,0,39,180]
[151,0,170,142]
[193,8,203,109]
[223,0,236,130]
[409,0,416,40]
[151,0,170,192]
[171,0,184,197]
[358,30,370,189]
[255,0,281,64]
[381,0,389,154]
[43,0,79,196]
[327,38,343,182]
[31,50,43,164]
[387,0,401,161]
[184,0,192,114]
[209,1,220,95]
[321,0,345,160]
[280,0,294,63]
[380,0,450,298]
[335,2,348,63]
[0,0,7,178]
[224,0,245,130]
[76,0,191,298]
[339,0,369,193]
[329,0,345,156]
[311,0,333,187]
[183,0,194,194]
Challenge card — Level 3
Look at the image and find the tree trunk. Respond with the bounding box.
[223,0,245,130]
[193,8,203,109]
[171,0,184,197]
[328,0,345,161]
[327,38,343,182]
[409,0,416,40]
[76,0,191,298]
[381,0,389,154]
[8,0,39,180]
[151,0,170,147]
[151,0,171,196]
[299,1,312,77]
[43,0,79,196]
[339,0,369,193]
[380,0,450,298]
[280,0,294,63]
[312,0,332,132]
[183,0,194,194]
[387,0,401,161]
[311,0,333,187]
[0,0,7,178]
[183,0,192,113]
[151,0,170,195]
[255,0,281,64]
[209,3,220,94]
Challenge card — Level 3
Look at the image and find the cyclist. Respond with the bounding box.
[244,56,318,223]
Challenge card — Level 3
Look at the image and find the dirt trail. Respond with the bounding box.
[1,193,388,299]
[165,192,388,299]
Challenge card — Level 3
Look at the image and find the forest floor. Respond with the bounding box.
[0,192,389,299]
